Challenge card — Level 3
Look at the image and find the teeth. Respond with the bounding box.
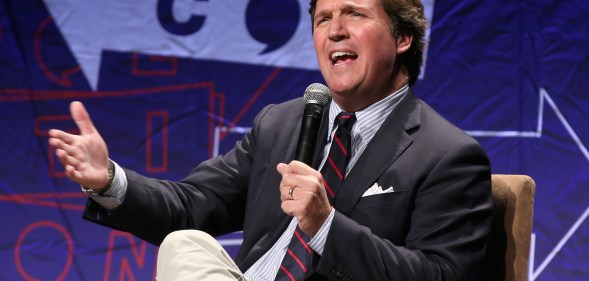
[331,51,356,62]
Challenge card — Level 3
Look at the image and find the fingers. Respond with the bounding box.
[278,161,332,236]
[64,165,85,183]
[277,162,325,204]
[277,168,302,202]
[70,101,97,135]
[286,186,296,201]
[48,129,85,160]
[277,163,295,201]
[277,161,323,197]
[277,161,322,181]
[55,147,81,167]
[48,129,76,145]
[284,160,316,175]
[48,129,85,171]
[50,135,77,156]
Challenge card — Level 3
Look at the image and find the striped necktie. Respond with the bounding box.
[321,112,356,203]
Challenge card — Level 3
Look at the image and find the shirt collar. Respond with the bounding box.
[327,84,410,135]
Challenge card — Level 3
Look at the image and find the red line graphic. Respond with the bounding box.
[35,114,78,136]
[35,16,81,87]
[49,145,66,177]
[0,82,215,101]
[103,231,156,281]
[220,67,282,140]
[0,69,280,121]
[14,221,74,281]
[146,111,169,173]
[0,192,87,211]
[132,52,178,76]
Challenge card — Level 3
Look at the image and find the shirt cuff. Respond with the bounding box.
[308,207,335,255]
[86,160,128,210]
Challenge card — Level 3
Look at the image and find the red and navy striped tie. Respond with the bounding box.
[322,112,356,204]
[276,226,313,281]
[276,112,356,281]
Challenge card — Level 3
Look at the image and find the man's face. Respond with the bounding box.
[313,0,401,111]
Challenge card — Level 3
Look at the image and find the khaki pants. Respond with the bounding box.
[156,230,248,281]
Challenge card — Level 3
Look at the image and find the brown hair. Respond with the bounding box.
[309,0,427,85]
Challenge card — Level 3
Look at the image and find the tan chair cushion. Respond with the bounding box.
[478,175,536,281]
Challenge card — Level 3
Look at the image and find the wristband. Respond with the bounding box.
[81,160,114,196]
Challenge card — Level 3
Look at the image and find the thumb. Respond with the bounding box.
[276,163,292,176]
[70,101,97,135]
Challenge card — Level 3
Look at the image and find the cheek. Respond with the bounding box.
[312,35,320,51]
[313,35,327,65]
[371,41,397,69]
[313,32,327,53]
[362,26,396,60]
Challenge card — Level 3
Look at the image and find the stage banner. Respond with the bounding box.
[0,0,587,280]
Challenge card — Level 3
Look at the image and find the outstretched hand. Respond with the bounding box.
[48,101,110,190]
[277,161,333,237]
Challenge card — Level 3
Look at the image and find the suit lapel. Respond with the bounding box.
[334,91,422,215]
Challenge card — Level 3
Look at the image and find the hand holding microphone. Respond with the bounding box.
[278,83,333,236]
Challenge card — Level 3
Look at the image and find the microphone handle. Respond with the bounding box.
[295,102,325,165]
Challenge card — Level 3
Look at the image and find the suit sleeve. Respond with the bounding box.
[83,104,273,246]
[316,142,493,281]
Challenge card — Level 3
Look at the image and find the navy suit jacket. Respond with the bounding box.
[84,90,493,281]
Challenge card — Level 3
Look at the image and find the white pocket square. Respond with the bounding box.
[362,183,396,197]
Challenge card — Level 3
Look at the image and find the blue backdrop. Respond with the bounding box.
[0,0,587,280]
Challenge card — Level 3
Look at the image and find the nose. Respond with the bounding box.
[328,16,348,41]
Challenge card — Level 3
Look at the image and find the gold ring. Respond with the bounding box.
[288,187,294,200]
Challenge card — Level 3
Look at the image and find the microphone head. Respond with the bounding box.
[304,83,331,106]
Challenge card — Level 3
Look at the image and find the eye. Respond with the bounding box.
[351,12,364,17]
[315,17,329,27]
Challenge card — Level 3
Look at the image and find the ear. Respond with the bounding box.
[396,33,413,55]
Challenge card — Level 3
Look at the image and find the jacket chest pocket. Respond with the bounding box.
[350,191,409,243]
[356,190,406,208]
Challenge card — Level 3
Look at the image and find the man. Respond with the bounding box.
[48,0,493,280]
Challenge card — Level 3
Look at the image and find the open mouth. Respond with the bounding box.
[330,51,358,65]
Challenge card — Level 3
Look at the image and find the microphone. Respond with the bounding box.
[294,83,331,165]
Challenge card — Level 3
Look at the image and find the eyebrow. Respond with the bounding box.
[314,2,369,20]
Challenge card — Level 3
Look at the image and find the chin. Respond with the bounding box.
[326,79,359,96]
